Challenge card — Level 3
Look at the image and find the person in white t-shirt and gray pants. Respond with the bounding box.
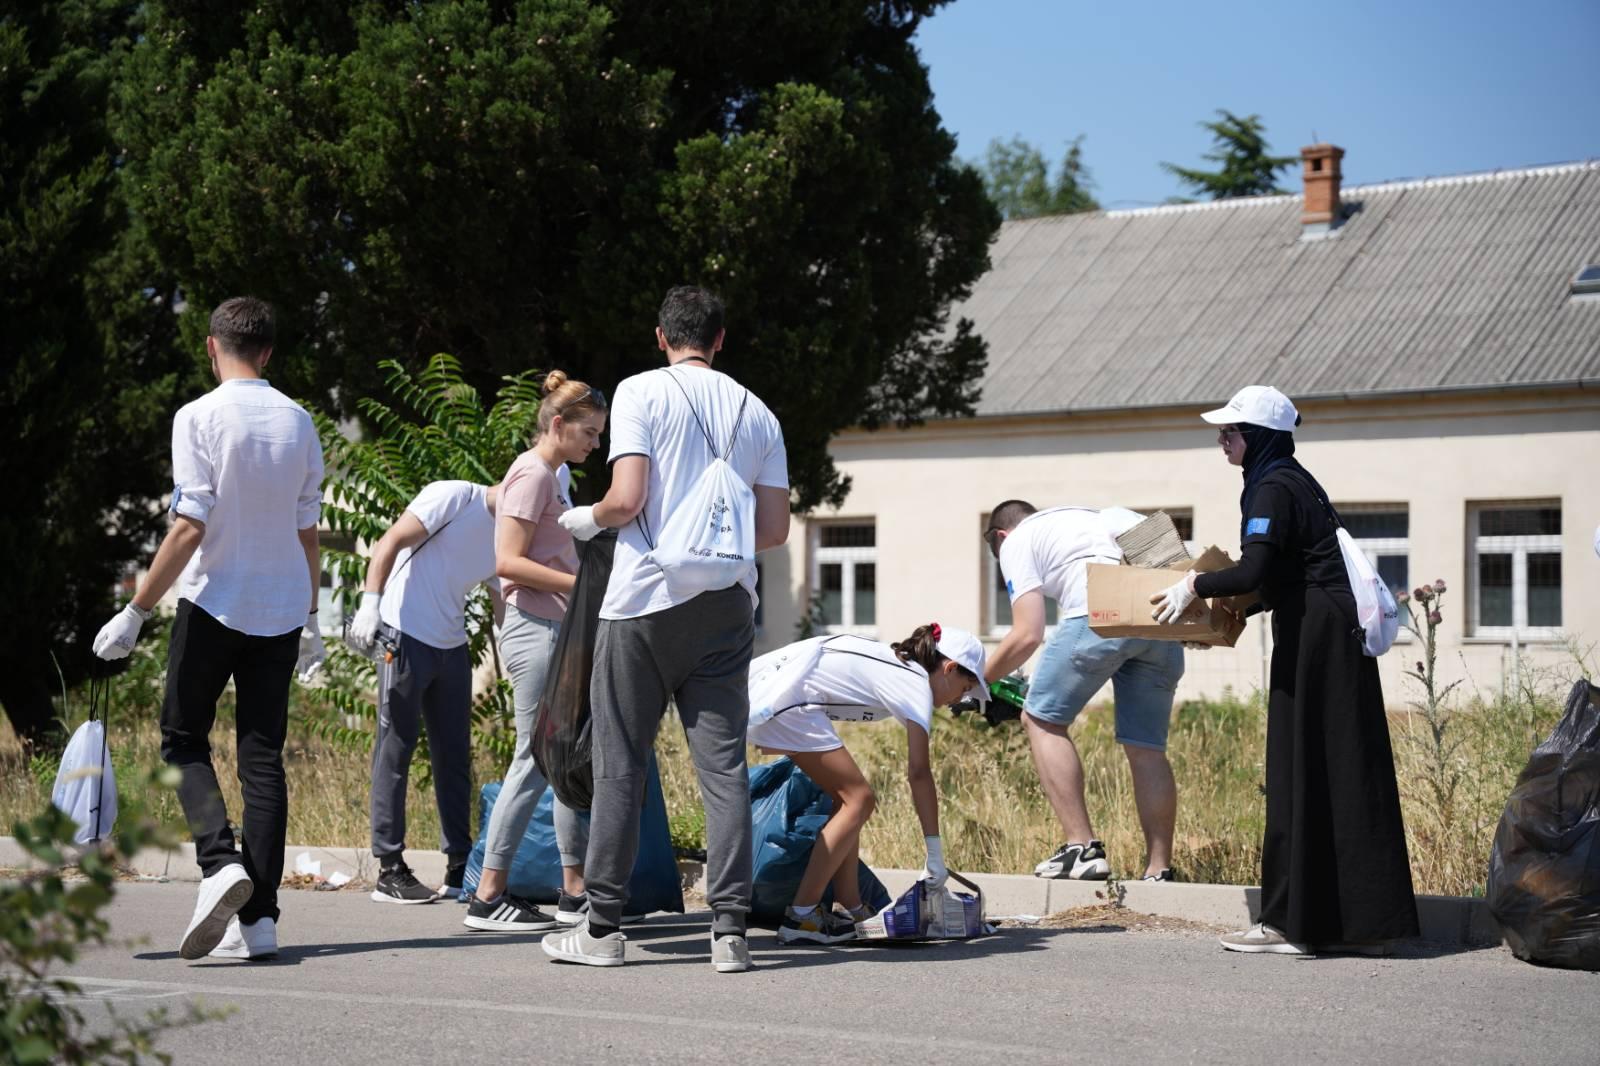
[544,286,790,973]
[345,479,503,904]
[93,297,325,962]
[981,500,1185,884]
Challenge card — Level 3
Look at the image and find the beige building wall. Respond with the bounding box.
[759,388,1600,707]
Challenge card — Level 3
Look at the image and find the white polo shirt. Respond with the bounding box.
[601,365,788,620]
[170,378,324,637]
[747,635,935,752]
[998,507,1145,619]
[379,481,497,650]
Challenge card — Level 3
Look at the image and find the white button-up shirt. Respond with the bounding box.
[170,378,324,637]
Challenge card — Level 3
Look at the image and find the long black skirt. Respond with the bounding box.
[1259,584,1420,944]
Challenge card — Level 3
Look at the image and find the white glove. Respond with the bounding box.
[346,592,382,651]
[1150,573,1199,624]
[920,835,948,890]
[296,615,326,683]
[1181,642,1212,651]
[93,603,150,660]
[558,505,603,542]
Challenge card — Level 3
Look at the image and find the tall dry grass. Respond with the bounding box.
[5,650,1588,898]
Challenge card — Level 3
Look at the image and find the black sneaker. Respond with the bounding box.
[1142,868,1175,882]
[437,860,468,901]
[776,906,859,945]
[1033,840,1111,880]
[462,892,558,932]
[556,891,589,927]
[371,858,439,904]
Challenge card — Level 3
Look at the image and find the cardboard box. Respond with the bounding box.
[1086,545,1253,647]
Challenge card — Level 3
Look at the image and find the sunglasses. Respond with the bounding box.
[562,386,607,414]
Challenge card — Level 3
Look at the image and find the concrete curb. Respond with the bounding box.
[1,836,1500,946]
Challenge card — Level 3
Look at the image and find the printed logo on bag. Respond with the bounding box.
[1246,517,1271,535]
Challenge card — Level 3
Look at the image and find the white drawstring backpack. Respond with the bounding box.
[52,676,117,844]
[641,371,757,598]
[1335,527,1401,657]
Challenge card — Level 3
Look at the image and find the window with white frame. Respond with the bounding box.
[1469,502,1562,638]
[1337,505,1410,598]
[811,523,876,634]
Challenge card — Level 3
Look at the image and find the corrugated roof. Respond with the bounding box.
[961,161,1600,417]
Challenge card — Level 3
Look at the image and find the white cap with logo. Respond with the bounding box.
[932,624,989,703]
[1201,385,1300,432]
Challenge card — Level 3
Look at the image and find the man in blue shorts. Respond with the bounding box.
[981,500,1184,883]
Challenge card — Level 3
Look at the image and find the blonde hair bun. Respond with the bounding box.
[543,369,569,396]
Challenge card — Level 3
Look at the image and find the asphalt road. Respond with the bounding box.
[56,882,1599,1065]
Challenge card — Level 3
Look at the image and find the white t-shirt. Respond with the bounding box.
[379,481,496,649]
[601,365,788,620]
[170,378,324,637]
[749,635,935,734]
[998,506,1145,619]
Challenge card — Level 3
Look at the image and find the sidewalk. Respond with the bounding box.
[0,837,1501,945]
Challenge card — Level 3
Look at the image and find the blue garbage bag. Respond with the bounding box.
[462,750,683,915]
[749,756,893,925]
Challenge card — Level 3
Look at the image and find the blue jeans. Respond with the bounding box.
[1024,616,1184,751]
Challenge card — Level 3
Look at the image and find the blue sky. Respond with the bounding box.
[915,0,1600,208]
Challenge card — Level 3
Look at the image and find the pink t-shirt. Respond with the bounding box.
[496,451,578,622]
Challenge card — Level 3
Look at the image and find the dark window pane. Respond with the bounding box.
[1480,507,1561,537]
[854,563,876,626]
[1170,513,1195,542]
[1341,510,1409,539]
[1478,553,1512,627]
[993,561,1012,628]
[1376,555,1408,596]
[1528,552,1562,627]
[820,524,876,548]
[819,563,843,625]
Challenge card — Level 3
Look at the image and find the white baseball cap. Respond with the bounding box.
[933,625,989,702]
[1200,385,1300,432]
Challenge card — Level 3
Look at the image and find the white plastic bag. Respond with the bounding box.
[1336,527,1400,657]
[52,719,117,844]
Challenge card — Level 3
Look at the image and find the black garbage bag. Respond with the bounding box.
[531,529,617,810]
[1486,679,1600,970]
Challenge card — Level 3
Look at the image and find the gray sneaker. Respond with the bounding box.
[541,920,626,967]
[1218,922,1308,955]
[711,932,752,973]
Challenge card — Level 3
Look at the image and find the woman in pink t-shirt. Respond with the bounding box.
[464,371,608,934]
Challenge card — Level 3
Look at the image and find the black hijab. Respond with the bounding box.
[1238,423,1336,531]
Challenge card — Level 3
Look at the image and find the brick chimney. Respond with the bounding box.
[1300,143,1344,236]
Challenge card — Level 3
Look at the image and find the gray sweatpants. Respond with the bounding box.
[585,586,755,933]
[371,629,472,860]
[483,607,588,871]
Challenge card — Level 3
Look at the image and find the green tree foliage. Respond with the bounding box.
[112,0,1001,513]
[2,766,221,1063]
[977,135,1099,219]
[1161,109,1297,200]
[0,3,193,747]
[295,355,536,767]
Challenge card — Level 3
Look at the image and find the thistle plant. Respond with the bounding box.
[1399,579,1465,833]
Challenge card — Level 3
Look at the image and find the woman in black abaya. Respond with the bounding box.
[1151,385,1418,954]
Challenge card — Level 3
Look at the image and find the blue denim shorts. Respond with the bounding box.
[1023,616,1185,751]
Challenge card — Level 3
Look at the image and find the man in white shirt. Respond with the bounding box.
[92,297,324,962]
[981,500,1185,885]
[545,286,789,973]
[345,480,501,904]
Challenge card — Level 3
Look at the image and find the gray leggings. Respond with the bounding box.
[483,607,588,871]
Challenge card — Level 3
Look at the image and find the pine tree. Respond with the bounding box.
[978,135,1099,219]
[1161,110,1297,200]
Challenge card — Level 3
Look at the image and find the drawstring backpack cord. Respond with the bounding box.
[88,674,110,842]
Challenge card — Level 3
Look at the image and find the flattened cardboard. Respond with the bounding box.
[1085,544,1252,647]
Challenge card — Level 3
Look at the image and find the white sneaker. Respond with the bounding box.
[711,932,752,973]
[209,916,278,960]
[1033,840,1111,880]
[180,864,254,960]
[1219,922,1308,955]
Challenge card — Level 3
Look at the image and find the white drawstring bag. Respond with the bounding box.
[643,373,757,597]
[1335,527,1401,657]
[52,677,117,844]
